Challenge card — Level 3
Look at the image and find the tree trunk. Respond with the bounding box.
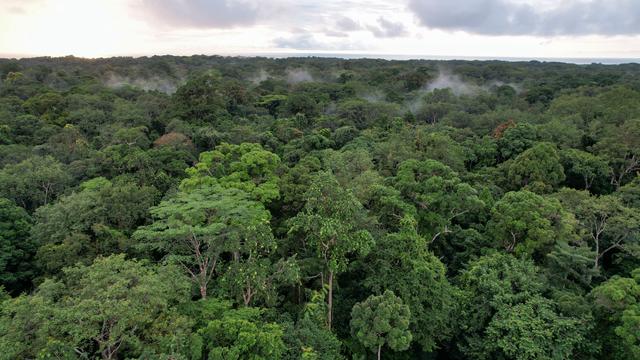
[327,270,334,329]
[377,344,382,360]
[199,284,207,299]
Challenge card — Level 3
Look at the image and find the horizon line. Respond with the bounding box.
[1,52,639,65]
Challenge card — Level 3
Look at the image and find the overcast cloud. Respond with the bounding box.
[135,0,262,28]
[368,17,409,38]
[2,0,640,58]
[408,0,640,36]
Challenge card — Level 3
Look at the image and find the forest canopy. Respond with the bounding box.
[0,55,640,359]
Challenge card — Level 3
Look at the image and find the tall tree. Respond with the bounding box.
[590,269,640,360]
[32,177,158,275]
[364,215,456,352]
[134,183,273,299]
[0,198,35,294]
[288,171,374,328]
[555,189,640,271]
[594,118,640,188]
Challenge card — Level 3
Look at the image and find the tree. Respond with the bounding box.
[288,171,374,328]
[560,148,609,190]
[134,183,274,300]
[457,253,589,359]
[496,123,539,160]
[0,155,71,211]
[190,299,287,359]
[487,190,575,259]
[364,216,456,352]
[0,255,192,360]
[618,176,640,209]
[282,289,344,360]
[483,296,587,360]
[590,269,640,360]
[350,291,412,360]
[555,189,640,272]
[181,142,281,204]
[221,253,299,307]
[33,177,158,275]
[394,159,485,243]
[508,142,565,193]
[594,118,640,188]
[457,253,543,356]
[0,198,35,294]
[169,70,229,125]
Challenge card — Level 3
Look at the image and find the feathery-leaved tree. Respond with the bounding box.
[134,183,273,299]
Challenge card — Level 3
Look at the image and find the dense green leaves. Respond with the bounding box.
[0,198,34,294]
[0,255,192,360]
[487,190,575,258]
[0,155,71,211]
[134,183,274,299]
[1,56,640,359]
[350,290,412,359]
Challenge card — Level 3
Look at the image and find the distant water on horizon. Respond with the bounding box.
[235,52,640,65]
[2,52,638,65]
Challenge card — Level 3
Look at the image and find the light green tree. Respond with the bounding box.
[134,183,273,299]
[487,190,575,259]
[350,290,412,360]
[180,142,281,204]
[508,142,565,193]
[0,155,71,211]
[0,255,192,360]
[591,269,640,360]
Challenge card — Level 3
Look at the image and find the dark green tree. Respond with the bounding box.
[288,171,374,328]
[0,198,35,294]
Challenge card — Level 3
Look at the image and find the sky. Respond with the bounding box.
[1,0,639,59]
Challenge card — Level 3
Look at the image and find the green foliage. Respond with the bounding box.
[457,253,589,359]
[181,142,281,204]
[0,198,34,294]
[395,158,486,241]
[364,216,456,352]
[289,171,374,275]
[169,71,229,125]
[0,155,71,211]
[483,296,587,360]
[288,171,374,327]
[0,255,192,360]
[350,290,412,358]
[555,188,640,272]
[508,142,565,193]
[497,123,539,160]
[33,177,158,274]
[135,183,275,300]
[488,190,575,259]
[591,269,640,359]
[560,148,609,190]
[1,56,640,360]
[196,303,286,359]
